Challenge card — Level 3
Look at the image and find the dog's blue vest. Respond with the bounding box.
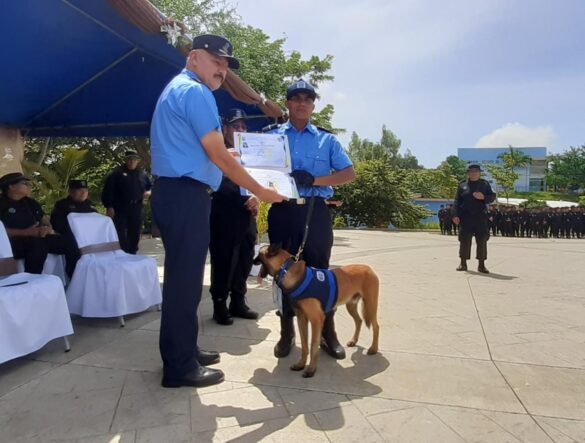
[278,262,338,313]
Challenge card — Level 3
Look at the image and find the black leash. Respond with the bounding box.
[294,196,315,262]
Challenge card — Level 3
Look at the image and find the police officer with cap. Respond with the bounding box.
[209,108,259,325]
[452,164,495,273]
[267,78,356,360]
[0,172,66,273]
[101,150,152,254]
[150,34,285,388]
[50,179,97,277]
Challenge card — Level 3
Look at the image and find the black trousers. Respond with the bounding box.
[151,177,211,379]
[458,218,489,261]
[209,200,257,302]
[10,234,66,274]
[268,198,333,317]
[113,203,143,254]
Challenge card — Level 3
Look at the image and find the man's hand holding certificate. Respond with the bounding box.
[234,132,299,199]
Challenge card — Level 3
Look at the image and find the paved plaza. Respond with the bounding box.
[1,231,584,442]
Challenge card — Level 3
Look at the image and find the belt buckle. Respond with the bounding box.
[297,198,306,205]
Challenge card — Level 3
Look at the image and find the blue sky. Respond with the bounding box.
[235,0,585,167]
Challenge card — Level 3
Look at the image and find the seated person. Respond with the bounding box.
[0,172,66,274]
[51,179,97,277]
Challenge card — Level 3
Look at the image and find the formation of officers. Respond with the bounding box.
[439,200,584,239]
[0,150,151,278]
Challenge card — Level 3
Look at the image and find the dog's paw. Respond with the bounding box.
[346,340,357,347]
[290,362,305,371]
[367,347,378,355]
[302,368,316,378]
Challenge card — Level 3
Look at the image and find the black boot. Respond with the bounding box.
[229,294,259,320]
[320,311,345,359]
[456,259,467,271]
[274,314,295,358]
[477,261,489,274]
[213,299,233,326]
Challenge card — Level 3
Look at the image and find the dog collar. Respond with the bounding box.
[275,259,294,286]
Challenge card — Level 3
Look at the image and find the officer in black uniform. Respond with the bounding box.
[0,172,66,273]
[50,179,98,277]
[101,150,151,254]
[267,79,356,360]
[452,164,496,273]
[209,109,259,325]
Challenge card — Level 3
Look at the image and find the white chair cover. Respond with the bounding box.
[65,213,162,317]
[0,224,73,364]
[16,253,68,286]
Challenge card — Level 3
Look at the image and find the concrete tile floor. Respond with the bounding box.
[1,231,585,442]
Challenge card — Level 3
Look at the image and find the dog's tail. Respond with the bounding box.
[361,270,380,329]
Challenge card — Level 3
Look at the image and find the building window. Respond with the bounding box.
[529,178,545,192]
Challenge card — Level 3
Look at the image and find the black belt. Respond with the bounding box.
[276,197,324,206]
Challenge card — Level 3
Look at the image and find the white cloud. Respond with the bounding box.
[475,123,556,148]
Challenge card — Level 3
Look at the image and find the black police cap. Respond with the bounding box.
[224,108,248,124]
[0,172,31,190]
[124,150,140,159]
[69,179,88,189]
[192,34,240,69]
[467,164,482,172]
[286,79,317,100]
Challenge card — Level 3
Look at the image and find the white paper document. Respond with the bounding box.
[244,168,299,199]
[234,132,299,198]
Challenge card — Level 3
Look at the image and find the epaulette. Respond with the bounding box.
[316,126,333,134]
[261,123,281,133]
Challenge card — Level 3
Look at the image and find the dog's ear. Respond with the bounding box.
[253,255,262,266]
[267,243,281,257]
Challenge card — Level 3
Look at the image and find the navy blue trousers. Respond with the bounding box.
[151,177,210,379]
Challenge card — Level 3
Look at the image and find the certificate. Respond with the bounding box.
[234,133,291,172]
[234,132,299,198]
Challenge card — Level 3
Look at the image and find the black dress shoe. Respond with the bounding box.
[456,263,467,271]
[213,300,234,326]
[229,300,259,320]
[477,265,490,274]
[161,366,224,388]
[197,349,220,366]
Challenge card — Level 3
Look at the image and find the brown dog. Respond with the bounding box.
[254,244,380,378]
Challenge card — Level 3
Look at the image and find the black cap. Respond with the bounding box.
[124,150,140,159]
[69,179,88,189]
[286,79,317,100]
[0,172,30,190]
[192,34,240,69]
[223,108,248,124]
[467,164,482,172]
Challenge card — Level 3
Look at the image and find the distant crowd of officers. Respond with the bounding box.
[439,204,585,239]
[0,150,151,278]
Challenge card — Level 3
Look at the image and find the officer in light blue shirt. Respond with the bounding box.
[267,79,355,361]
[150,34,285,389]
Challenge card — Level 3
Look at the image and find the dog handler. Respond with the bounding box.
[150,34,285,388]
[267,79,356,360]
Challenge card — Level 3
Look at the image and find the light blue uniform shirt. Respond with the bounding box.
[272,121,352,198]
[150,69,222,190]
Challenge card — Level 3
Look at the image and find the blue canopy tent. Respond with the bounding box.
[0,0,282,137]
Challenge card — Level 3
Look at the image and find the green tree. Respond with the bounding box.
[547,146,585,192]
[499,145,532,171]
[405,168,458,199]
[438,155,467,182]
[335,160,429,228]
[347,126,420,168]
[486,164,517,203]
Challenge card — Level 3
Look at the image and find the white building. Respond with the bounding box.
[458,147,547,192]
